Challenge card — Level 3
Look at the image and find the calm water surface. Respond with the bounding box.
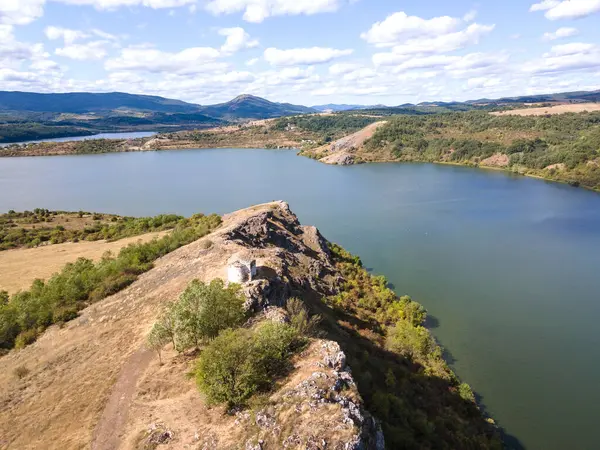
[0,131,156,147]
[2,148,600,450]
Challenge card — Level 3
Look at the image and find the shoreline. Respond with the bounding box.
[1,140,597,193]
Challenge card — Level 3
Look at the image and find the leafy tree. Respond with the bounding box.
[195,322,300,407]
[174,279,245,349]
[195,328,259,407]
[385,320,435,361]
[147,322,171,365]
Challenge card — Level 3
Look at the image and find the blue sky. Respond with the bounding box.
[1,0,600,105]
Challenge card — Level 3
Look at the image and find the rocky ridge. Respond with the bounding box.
[0,201,383,449]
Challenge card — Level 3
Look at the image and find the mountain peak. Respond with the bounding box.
[231,94,264,103]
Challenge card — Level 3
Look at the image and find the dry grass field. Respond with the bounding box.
[0,231,168,294]
[492,103,600,116]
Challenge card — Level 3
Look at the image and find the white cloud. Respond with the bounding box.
[463,10,477,22]
[0,25,44,67]
[542,27,578,41]
[0,0,45,25]
[45,26,88,44]
[91,29,120,41]
[361,11,460,47]
[385,23,495,56]
[524,43,600,74]
[55,41,110,60]
[530,0,600,19]
[311,85,389,97]
[544,42,596,57]
[246,57,259,66]
[105,45,223,74]
[205,0,345,23]
[264,47,353,66]
[53,0,198,10]
[329,63,362,75]
[219,27,259,54]
[45,26,121,45]
[530,0,559,11]
[467,76,501,89]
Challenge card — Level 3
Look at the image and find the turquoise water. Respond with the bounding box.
[2,148,600,449]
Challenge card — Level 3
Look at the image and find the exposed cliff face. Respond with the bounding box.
[303,122,387,166]
[0,201,383,449]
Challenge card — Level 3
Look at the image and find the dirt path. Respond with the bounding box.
[91,346,154,450]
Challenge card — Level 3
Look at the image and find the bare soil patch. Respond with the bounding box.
[492,103,600,116]
[0,231,168,294]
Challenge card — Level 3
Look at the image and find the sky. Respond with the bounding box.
[1,0,600,106]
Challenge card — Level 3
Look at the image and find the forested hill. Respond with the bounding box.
[0,91,200,114]
[0,91,315,118]
[0,91,316,143]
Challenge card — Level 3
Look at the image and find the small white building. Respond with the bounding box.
[227,254,257,284]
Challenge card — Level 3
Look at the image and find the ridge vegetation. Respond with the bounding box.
[0,213,221,351]
[0,209,188,250]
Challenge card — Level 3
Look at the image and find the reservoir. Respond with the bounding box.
[0,131,157,147]
[1,148,600,449]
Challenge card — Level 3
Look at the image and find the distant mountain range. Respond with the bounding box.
[313,90,600,112]
[198,94,315,120]
[0,91,316,120]
[1,89,598,143]
[311,104,387,112]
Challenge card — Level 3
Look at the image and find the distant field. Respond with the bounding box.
[0,231,168,294]
[492,103,600,116]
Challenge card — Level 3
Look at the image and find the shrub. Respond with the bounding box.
[286,298,321,337]
[458,383,476,403]
[13,365,29,379]
[385,320,435,361]
[195,322,300,408]
[173,279,245,349]
[148,322,172,365]
[0,213,222,350]
[15,328,39,349]
[195,328,259,407]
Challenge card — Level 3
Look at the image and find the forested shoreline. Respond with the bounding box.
[2,109,599,191]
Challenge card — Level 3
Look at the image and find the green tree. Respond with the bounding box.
[385,320,435,361]
[195,322,300,407]
[174,279,245,349]
[195,328,259,407]
[147,322,171,365]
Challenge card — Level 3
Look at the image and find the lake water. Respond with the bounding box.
[0,131,156,147]
[1,148,600,450]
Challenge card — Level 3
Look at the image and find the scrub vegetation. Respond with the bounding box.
[0,209,188,250]
[361,111,600,190]
[148,279,317,408]
[0,213,221,351]
[321,243,501,449]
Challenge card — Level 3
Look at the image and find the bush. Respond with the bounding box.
[173,279,245,349]
[195,322,300,407]
[13,365,30,379]
[286,298,321,337]
[0,213,222,350]
[195,328,259,407]
[15,328,39,349]
[385,320,435,361]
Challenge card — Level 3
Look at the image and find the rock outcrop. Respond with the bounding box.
[235,340,385,450]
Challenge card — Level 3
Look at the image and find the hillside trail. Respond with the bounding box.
[91,346,154,450]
